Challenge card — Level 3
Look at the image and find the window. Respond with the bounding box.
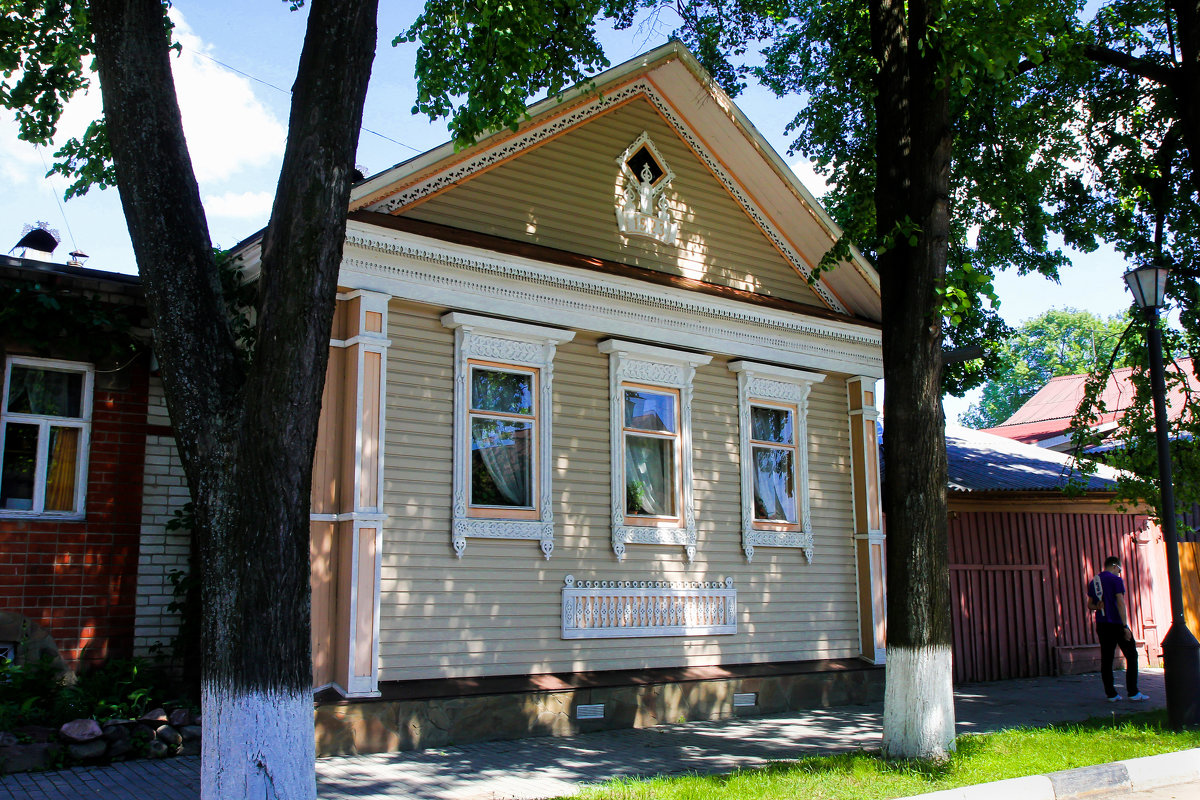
[749,402,799,526]
[622,386,680,521]
[0,357,92,517]
[442,313,575,559]
[599,340,711,562]
[468,364,538,518]
[729,360,825,563]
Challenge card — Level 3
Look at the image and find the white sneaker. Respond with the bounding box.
[1129,692,1150,701]
[1107,694,1123,702]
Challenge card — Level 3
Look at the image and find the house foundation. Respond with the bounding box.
[314,659,883,756]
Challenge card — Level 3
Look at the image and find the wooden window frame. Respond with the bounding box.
[0,356,93,519]
[599,339,711,563]
[620,382,682,527]
[748,399,801,532]
[443,312,574,560]
[466,360,540,521]
[729,360,825,563]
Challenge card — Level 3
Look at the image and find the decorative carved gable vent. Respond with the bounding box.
[615,132,678,245]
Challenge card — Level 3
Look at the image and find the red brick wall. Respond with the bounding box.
[0,361,149,670]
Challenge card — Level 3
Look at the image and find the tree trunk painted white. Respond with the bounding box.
[201,685,316,800]
[882,644,956,760]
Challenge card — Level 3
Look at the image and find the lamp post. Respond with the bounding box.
[1123,263,1200,730]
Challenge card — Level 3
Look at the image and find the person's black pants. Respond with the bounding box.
[1097,621,1139,697]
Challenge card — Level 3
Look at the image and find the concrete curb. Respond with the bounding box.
[903,747,1200,800]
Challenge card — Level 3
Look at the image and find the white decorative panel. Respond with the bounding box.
[442,313,575,559]
[598,340,712,562]
[561,575,736,639]
[729,360,825,564]
[615,131,679,245]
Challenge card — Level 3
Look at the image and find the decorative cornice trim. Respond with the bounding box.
[341,228,883,378]
[363,78,848,314]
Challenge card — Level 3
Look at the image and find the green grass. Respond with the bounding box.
[574,711,1200,800]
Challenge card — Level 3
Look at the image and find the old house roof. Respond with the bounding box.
[983,358,1198,448]
[944,425,1120,493]
[345,41,882,325]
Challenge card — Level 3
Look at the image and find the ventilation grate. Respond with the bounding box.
[733,693,757,708]
[576,703,605,720]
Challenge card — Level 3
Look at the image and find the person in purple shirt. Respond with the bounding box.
[1087,556,1149,701]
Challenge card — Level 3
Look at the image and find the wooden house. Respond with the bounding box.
[236,42,890,754]
[941,425,1172,683]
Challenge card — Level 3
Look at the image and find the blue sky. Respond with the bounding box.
[0,3,1136,421]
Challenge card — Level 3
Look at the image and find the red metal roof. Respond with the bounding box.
[984,358,1197,445]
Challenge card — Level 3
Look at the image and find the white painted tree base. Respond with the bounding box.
[882,644,956,761]
[201,684,315,800]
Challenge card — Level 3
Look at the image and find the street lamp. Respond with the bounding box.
[1123,263,1200,730]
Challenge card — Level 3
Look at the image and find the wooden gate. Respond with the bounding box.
[947,507,1158,684]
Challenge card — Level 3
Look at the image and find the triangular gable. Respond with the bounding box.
[396,97,825,309]
[352,42,881,323]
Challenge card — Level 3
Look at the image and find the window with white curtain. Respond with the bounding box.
[0,357,93,517]
[468,363,538,518]
[599,339,711,563]
[729,360,824,563]
[442,312,574,560]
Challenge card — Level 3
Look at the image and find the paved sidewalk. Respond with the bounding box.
[0,670,1169,800]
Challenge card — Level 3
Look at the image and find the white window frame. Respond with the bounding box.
[729,360,824,563]
[0,356,93,519]
[443,312,574,560]
[599,340,711,562]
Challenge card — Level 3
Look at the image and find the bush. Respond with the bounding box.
[0,656,177,731]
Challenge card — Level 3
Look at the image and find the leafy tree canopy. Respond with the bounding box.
[958,308,1131,429]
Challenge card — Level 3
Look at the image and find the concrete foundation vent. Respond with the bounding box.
[576,704,604,720]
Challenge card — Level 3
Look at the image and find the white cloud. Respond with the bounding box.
[204,190,274,220]
[790,158,830,200]
[168,9,287,184]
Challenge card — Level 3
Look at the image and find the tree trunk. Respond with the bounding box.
[870,0,956,760]
[87,0,377,796]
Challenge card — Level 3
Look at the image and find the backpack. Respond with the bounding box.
[1088,573,1104,612]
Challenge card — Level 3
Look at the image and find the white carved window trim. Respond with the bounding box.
[729,360,825,563]
[599,340,711,562]
[443,312,574,559]
[0,356,93,519]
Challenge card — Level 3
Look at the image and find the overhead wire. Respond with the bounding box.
[191,50,422,154]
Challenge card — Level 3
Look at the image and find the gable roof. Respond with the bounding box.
[349,41,880,324]
[984,358,1198,447]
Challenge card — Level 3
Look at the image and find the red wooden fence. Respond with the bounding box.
[947,508,1168,684]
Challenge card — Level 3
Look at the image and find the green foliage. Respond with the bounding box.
[0,279,140,363]
[401,0,614,146]
[0,656,172,730]
[214,249,258,362]
[0,0,93,145]
[47,119,117,199]
[959,308,1130,428]
[0,0,174,199]
[1070,316,1200,523]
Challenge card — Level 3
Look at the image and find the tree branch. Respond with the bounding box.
[1083,43,1176,86]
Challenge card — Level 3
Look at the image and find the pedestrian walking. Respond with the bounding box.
[1087,556,1149,702]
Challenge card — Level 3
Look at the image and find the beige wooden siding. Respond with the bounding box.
[401,98,824,309]
[377,299,858,681]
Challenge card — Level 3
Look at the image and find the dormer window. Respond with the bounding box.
[616,132,678,245]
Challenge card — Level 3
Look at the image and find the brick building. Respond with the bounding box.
[0,253,188,673]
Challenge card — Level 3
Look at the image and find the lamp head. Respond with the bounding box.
[1123,263,1170,311]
